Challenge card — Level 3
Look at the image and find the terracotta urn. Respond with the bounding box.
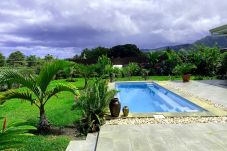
[109,98,121,117]
[182,74,191,82]
[122,106,129,117]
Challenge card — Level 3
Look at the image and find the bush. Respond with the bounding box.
[222,52,227,75]
[141,69,149,80]
[128,62,141,76]
[65,78,77,82]
[122,62,141,78]
[193,75,204,80]
[148,50,182,75]
[187,45,222,76]
[173,63,197,75]
[95,55,112,77]
[112,67,122,78]
[77,79,117,135]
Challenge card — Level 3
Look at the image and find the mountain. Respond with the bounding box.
[194,36,227,48]
[142,44,192,52]
[145,35,227,52]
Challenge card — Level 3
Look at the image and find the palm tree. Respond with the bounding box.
[74,64,96,89]
[0,60,79,133]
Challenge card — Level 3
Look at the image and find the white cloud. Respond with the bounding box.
[0,0,227,57]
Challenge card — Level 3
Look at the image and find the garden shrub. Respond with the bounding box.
[187,45,222,76]
[173,63,197,75]
[77,79,117,135]
[148,50,182,75]
[222,52,227,75]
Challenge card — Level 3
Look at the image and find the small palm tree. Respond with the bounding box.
[74,64,96,89]
[0,60,79,133]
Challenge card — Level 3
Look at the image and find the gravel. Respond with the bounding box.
[106,117,227,125]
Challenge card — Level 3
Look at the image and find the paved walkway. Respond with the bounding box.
[97,123,227,151]
[166,80,227,107]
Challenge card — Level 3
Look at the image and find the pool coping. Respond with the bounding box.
[108,81,227,118]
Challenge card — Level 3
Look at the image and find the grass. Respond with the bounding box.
[116,75,216,81]
[0,78,85,151]
[0,75,216,150]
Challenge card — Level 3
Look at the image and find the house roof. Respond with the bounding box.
[210,24,227,36]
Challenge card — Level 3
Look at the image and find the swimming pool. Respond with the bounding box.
[116,82,205,113]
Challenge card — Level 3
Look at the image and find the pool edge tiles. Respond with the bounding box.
[111,81,227,117]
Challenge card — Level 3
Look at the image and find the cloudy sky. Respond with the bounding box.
[0,0,227,58]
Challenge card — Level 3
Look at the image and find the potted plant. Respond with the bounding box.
[173,63,197,82]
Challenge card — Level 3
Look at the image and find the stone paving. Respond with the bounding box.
[97,123,227,151]
[166,80,227,107]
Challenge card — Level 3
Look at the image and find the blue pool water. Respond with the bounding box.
[116,82,205,112]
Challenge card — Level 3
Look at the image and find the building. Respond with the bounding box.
[210,24,227,36]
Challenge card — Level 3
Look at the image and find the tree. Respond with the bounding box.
[108,44,143,58]
[0,53,5,67]
[127,62,141,76]
[44,54,54,62]
[26,55,37,67]
[147,49,183,75]
[222,52,227,75]
[96,55,112,77]
[74,64,96,89]
[141,69,149,80]
[187,45,222,76]
[122,63,140,79]
[165,50,182,75]
[7,51,25,67]
[80,47,109,60]
[0,60,79,133]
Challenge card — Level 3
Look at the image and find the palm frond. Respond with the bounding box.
[78,79,117,116]
[0,121,35,150]
[37,60,73,92]
[0,70,40,98]
[0,90,35,105]
[45,84,79,102]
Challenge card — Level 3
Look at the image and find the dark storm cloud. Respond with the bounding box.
[0,0,227,58]
[4,24,104,47]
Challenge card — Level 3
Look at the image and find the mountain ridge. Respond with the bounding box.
[143,35,227,52]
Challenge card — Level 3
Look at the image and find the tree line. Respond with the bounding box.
[0,51,56,67]
[73,44,145,60]
[1,43,227,78]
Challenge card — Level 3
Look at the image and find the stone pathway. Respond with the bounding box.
[96,123,227,151]
[166,80,227,107]
[66,133,98,151]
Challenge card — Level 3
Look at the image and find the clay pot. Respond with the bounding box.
[182,74,191,82]
[122,106,129,117]
[109,98,121,117]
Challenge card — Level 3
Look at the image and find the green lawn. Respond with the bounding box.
[116,75,216,81]
[0,76,215,150]
[0,78,85,151]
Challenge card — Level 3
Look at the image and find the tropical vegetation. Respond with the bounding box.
[76,78,117,135]
[173,63,197,75]
[0,43,227,150]
[0,60,79,133]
